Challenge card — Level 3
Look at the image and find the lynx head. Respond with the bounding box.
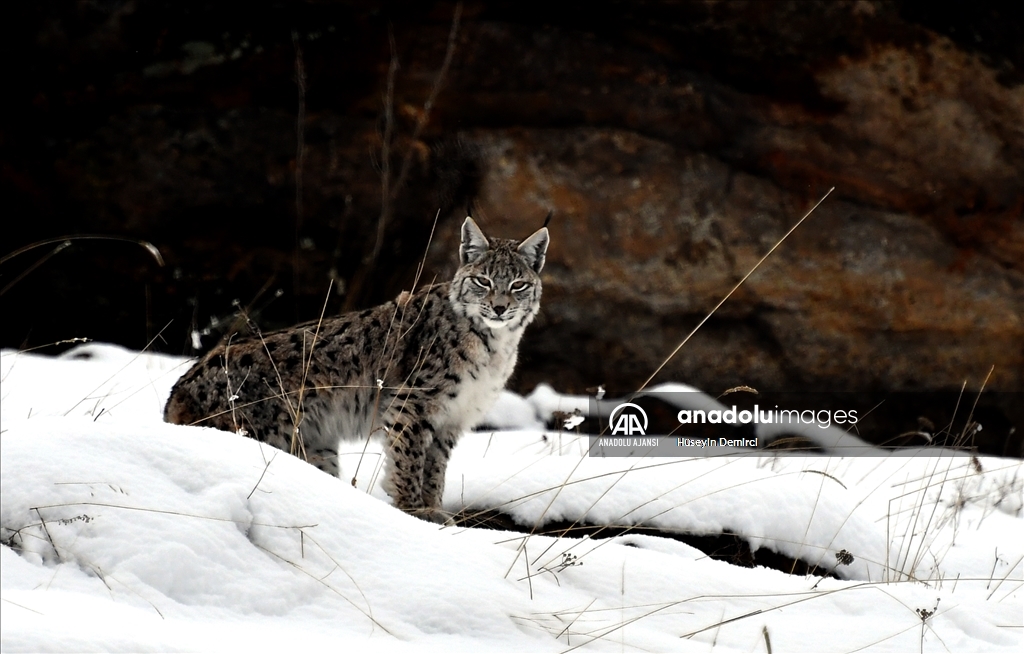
[450,216,549,330]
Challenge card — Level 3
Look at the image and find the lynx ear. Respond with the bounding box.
[460,217,490,265]
[517,227,549,273]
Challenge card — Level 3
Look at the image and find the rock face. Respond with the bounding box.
[5,2,1023,412]
[432,128,1023,397]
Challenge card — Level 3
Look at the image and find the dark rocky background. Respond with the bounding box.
[3,1,1022,451]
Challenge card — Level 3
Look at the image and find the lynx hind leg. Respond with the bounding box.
[281,416,341,478]
[247,405,341,477]
[258,425,339,477]
[306,445,340,477]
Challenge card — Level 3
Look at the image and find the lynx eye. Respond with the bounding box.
[509,280,532,293]
[470,276,492,289]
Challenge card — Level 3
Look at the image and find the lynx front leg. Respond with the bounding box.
[420,426,460,519]
[381,417,434,518]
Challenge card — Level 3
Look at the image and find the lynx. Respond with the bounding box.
[165,217,549,522]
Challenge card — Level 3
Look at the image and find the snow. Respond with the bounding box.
[2,343,1022,652]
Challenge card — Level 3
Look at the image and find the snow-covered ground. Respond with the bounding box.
[2,343,1021,652]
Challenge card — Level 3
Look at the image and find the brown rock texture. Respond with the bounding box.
[4,1,1023,416]
[432,127,1023,394]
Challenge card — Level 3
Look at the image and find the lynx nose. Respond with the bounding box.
[493,304,507,316]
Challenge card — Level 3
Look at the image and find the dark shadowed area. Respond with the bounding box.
[4,1,1022,453]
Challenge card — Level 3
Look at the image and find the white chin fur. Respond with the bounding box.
[481,317,513,329]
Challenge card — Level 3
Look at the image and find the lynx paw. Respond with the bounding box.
[409,506,452,525]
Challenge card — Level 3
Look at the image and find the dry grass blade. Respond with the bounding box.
[637,187,833,392]
[799,469,848,490]
[955,365,994,450]
[554,598,597,644]
[674,582,897,640]
[411,209,441,293]
[7,338,91,354]
[290,529,383,630]
[2,235,165,296]
[502,453,593,580]
[32,508,61,562]
[289,279,335,458]
[2,235,166,267]
[1,598,45,615]
[561,598,691,652]
[788,459,834,574]
[253,541,393,636]
[1,241,72,295]
[62,320,175,417]
[31,501,316,530]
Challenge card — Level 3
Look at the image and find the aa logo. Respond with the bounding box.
[610,402,648,436]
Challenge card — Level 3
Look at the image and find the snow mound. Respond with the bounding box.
[2,346,1021,652]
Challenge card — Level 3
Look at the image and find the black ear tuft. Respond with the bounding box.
[543,210,553,229]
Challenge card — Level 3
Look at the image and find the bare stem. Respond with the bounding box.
[292,32,307,315]
[371,3,462,266]
[390,2,463,202]
[372,27,400,265]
